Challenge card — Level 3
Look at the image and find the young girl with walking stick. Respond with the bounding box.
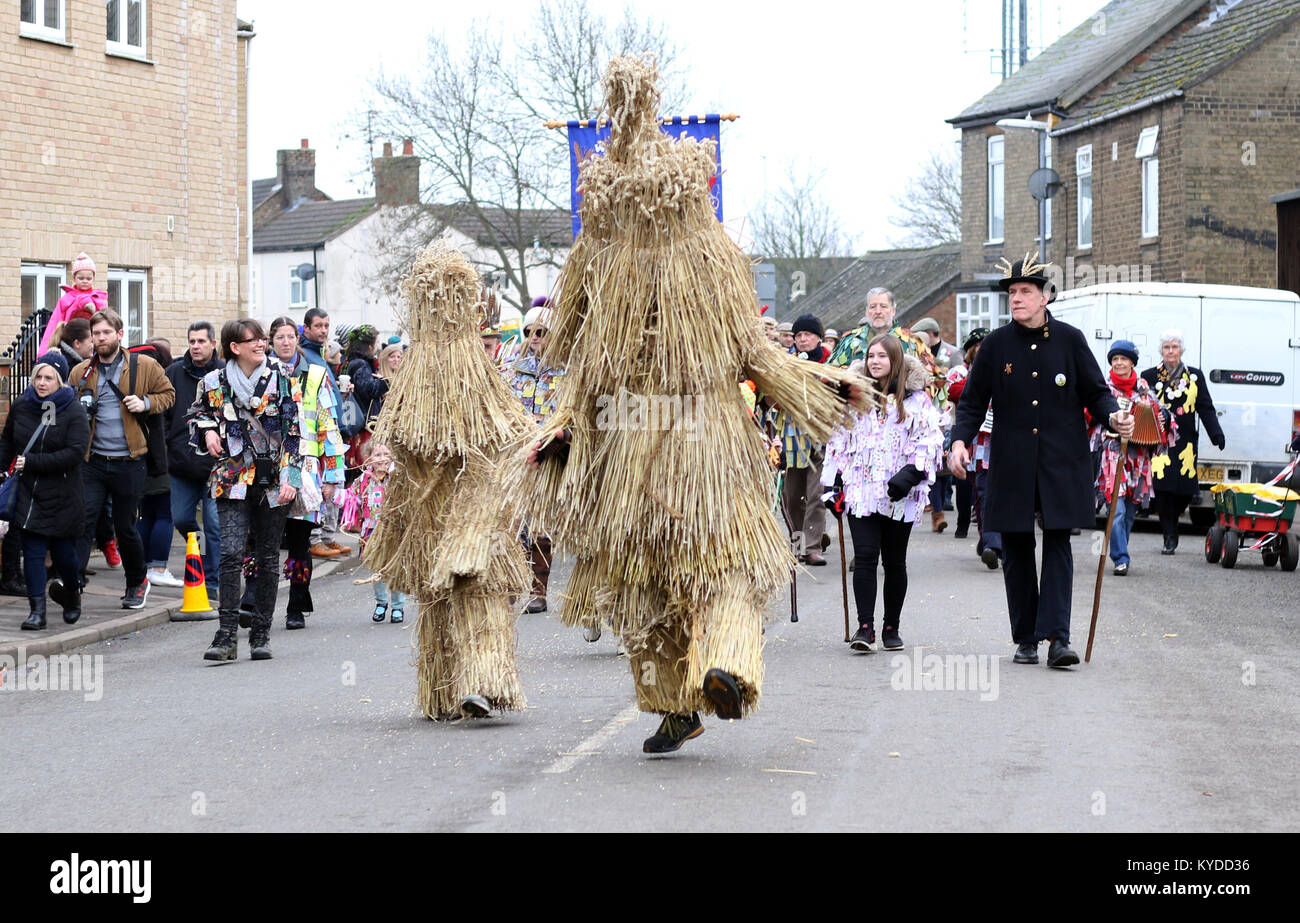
[823,334,943,652]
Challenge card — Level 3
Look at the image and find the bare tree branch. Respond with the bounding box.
[751,165,852,260]
[887,146,962,247]
[352,0,683,308]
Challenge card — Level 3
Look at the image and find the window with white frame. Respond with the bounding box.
[1076,145,1093,249]
[106,268,148,346]
[987,135,1005,243]
[21,262,66,319]
[289,268,309,307]
[956,291,1009,346]
[106,0,147,57]
[20,0,64,42]
[1136,126,1159,238]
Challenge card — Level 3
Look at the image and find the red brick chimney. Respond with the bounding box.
[277,138,318,204]
[374,138,420,207]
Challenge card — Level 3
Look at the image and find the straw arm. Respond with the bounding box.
[743,344,875,446]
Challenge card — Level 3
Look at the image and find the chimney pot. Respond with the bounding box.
[301,138,309,149]
[403,138,414,156]
[383,141,393,158]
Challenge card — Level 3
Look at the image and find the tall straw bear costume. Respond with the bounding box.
[509,57,875,720]
[364,244,534,720]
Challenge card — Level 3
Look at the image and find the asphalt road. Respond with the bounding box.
[3,516,1297,832]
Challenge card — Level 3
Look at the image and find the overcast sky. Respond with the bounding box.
[237,0,1107,252]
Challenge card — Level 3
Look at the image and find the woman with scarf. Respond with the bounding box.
[1091,340,1177,576]
[1140,330,1225,554]
[250,316,347,630]
[822,335,943,653]
[189,319,303,661]
[0,352,89,629]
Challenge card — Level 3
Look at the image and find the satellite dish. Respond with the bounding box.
[1028,168,1064,201]
[295,263,317,281]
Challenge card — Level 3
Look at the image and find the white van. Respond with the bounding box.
[1050,282,1300,525]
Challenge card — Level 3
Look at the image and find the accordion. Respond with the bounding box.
[1116,397,1166,447]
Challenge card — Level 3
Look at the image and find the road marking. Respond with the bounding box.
[542,703,640,774]
[763,768,817,776]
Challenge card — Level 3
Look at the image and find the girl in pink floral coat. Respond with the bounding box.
[823,335,943,653]
[342,441,405,623]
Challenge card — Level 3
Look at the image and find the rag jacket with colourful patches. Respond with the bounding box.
[1089,374,1177,507]
[288,359,347,523]
[187,358,304,504]
[502,352,564,424]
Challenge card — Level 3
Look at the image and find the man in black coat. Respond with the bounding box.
[164,321,224,588]
[950,254,1134,668]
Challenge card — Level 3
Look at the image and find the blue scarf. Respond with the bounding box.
[21,384,76,413]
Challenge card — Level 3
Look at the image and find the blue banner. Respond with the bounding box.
[566,114,724,239]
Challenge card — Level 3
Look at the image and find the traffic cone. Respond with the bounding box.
[179,532,215,615]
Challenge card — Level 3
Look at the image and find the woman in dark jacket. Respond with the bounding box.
[343,325,389,479]
[1140,329,1225,554]
[0,352,89,629]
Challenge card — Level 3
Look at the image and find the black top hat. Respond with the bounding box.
[996,250,1055,303]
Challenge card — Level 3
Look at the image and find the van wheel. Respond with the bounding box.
[1221,530,1239,569]
[1190,507,1216,529]
[1205,525,1224,563]
[1281,533,1299,573]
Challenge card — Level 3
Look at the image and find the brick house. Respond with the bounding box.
[787,243,961,344]
[3,2,253,352]
[947,0,1300,343]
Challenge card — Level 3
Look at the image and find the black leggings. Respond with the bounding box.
[846,513,913,629]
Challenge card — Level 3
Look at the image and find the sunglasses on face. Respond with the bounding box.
[524,328,548,338]
[236,336,266,345]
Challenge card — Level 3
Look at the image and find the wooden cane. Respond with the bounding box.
[837,515,850,642]
[775,469,799,623]
[1086,436,1127,662]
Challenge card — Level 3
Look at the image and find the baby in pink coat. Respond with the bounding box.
[38,252,108,354]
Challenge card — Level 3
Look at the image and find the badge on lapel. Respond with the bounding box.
[1055,373,1066,387]
[1004,363,1013,375]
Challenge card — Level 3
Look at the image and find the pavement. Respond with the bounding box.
[0,531,364,659]
[3,509,1297,832]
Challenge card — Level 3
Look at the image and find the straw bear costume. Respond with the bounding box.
[364,244,533,720]
[511,57,874,721]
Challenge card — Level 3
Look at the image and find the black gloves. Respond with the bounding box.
[536,429,572,465]
[1211,432,1226,451]
[823,474,845,515]
[886,464,926,502]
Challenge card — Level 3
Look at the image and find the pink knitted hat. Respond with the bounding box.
[71,252,96,276]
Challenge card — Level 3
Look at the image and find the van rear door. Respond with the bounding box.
[1197,291,1297,481]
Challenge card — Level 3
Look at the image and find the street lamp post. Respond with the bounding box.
[996,117,1052,264]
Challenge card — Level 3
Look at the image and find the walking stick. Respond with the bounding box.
[1087,435,1127,662]
[837,513,850,642]
[775,469,799,623]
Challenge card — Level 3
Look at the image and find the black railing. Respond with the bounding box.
[3,308,53,410]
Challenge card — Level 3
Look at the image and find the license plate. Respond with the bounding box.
[1198,466,1225,482]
